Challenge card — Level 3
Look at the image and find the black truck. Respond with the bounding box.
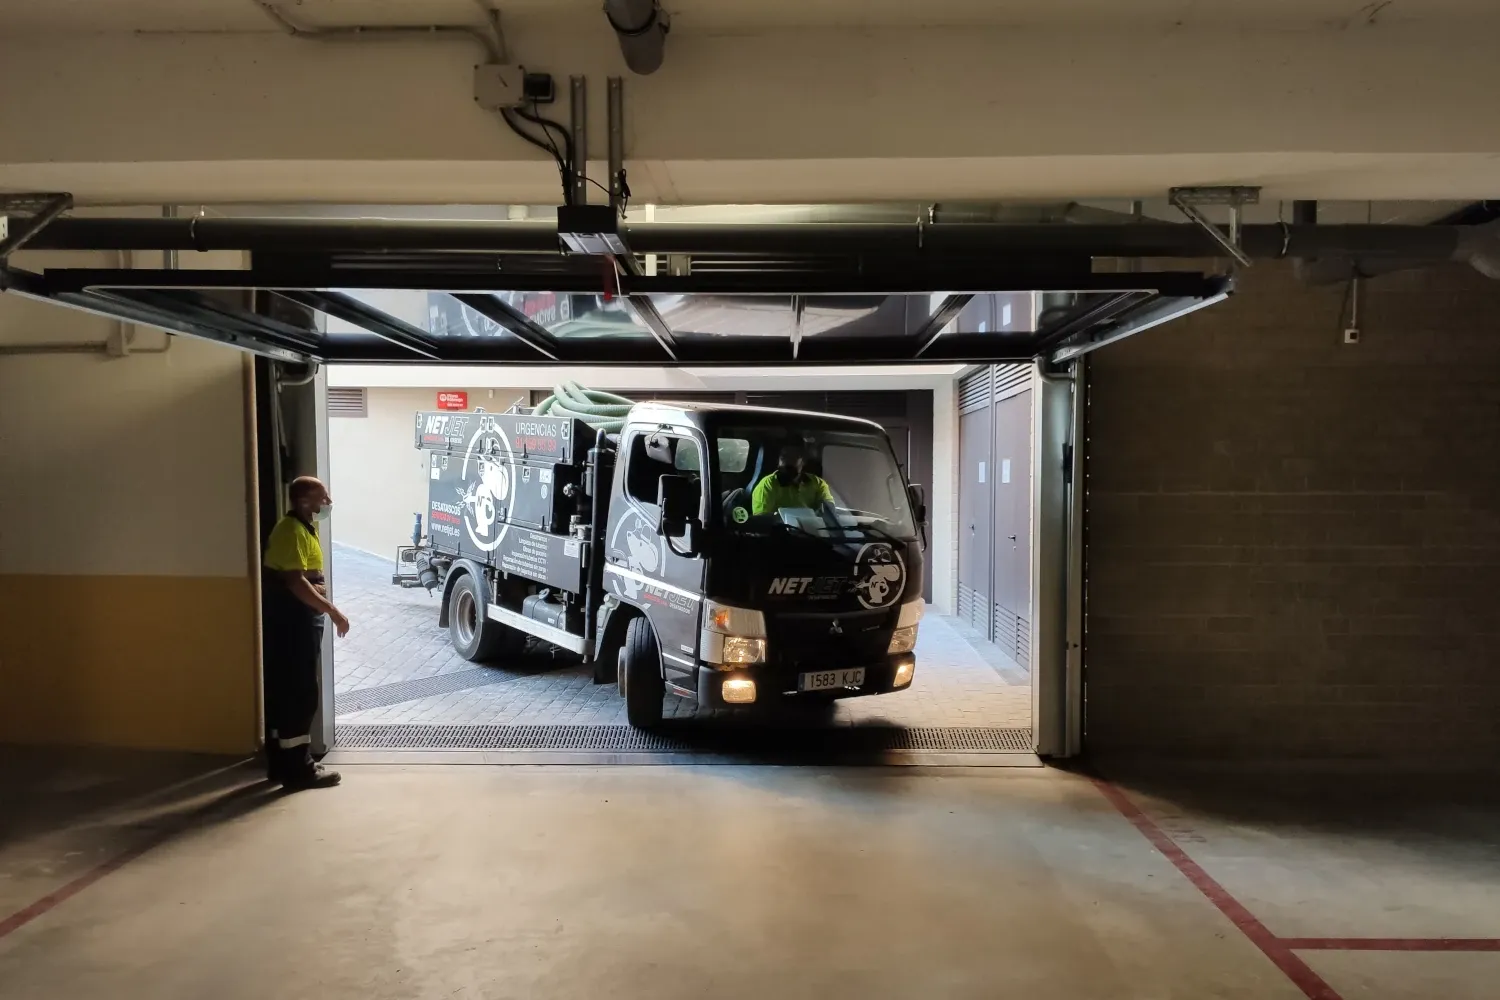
[393,401,927,727]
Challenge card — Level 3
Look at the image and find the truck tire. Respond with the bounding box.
[621,617,665,729]
[449,574,524,663]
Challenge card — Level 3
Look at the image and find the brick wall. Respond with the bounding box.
[1085,262,1500,761]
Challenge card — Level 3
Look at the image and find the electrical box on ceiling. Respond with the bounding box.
[557,204,629,256]
[473,65,527,110]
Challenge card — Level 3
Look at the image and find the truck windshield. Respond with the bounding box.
[711,424,917,541]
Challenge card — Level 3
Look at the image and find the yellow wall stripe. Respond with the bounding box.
[0,575,259,755]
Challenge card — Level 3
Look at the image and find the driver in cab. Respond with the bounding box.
[751,441,834,516]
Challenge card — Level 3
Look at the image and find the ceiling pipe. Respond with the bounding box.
[27,218,1494,265]
[605,0,669,75]
[1293,218,1500,285]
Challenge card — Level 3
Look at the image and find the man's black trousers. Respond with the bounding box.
[263,594,323,780]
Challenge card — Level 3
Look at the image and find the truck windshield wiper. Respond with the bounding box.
[831,509,909,544]
[778,517,905,547]
[846,522,904,544]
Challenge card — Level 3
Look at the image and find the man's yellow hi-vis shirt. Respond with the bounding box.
[751,474,834,516]
[264,515,323,574]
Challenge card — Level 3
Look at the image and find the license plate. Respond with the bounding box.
[798,667,866,692]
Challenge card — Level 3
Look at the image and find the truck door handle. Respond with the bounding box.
[1008,535,1017,541]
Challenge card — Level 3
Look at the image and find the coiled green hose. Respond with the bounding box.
[533,380,635,434]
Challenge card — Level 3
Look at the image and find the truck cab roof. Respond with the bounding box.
[628,400,888,434]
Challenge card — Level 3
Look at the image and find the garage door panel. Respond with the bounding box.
[5,230,1233,367]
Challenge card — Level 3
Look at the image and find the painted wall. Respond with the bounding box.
[1086,262,1500,762]
[0,250,259,754]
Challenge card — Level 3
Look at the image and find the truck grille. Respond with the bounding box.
[768,610,892,666]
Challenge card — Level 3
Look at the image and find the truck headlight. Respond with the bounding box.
[721,636,767,665]
[888,625,919,654]
[703,601,768,668]
[896,600,925,629]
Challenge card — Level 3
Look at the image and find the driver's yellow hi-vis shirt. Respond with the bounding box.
[751,473,833,515]
[264,515,323,573]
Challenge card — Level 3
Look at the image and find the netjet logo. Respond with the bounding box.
[767,576,814,595]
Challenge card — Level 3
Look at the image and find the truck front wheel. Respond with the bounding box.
[621,617,665,729]
[449,574,524,663]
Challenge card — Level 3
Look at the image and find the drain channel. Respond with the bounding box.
[335,724,1034,754]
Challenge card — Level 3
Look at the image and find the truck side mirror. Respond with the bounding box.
[908,483,928,525]
[645,433,675,465]
[657,474,698,541]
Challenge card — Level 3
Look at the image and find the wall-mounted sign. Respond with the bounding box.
[437,391,469,411]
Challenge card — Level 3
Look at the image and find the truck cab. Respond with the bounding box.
[395,400,927,728]
[598,402,926,725]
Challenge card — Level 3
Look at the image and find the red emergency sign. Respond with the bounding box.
[436,391,468,411]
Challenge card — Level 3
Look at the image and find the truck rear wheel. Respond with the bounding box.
[449,574,524,663]
[621,617,664,729]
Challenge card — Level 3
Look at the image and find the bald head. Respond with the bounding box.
[289,476,331,519]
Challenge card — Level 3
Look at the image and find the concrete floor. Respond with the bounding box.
[2,750,1499,999]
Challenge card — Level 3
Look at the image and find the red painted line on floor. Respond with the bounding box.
[1092,778,1346,1000]
[0,834,165,940]
[1285,938,1500,952]
[0,771,263,942]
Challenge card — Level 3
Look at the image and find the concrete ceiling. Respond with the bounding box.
[3,0,1497,34]
[3,2,1496,207]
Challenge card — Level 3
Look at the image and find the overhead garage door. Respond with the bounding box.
[8,214,1233,368]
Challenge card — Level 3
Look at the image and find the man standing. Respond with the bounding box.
[262,476,350,789]
[751,441,834,516]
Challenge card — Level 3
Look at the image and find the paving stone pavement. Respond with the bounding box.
[332,545,1032,730]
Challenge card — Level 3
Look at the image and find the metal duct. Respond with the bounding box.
[605,0,669,75]
[1293,219,1500,285]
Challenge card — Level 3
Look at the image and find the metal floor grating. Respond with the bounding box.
[335,723,1034,754]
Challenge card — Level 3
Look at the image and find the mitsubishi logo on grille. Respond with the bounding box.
[828,619,843,636]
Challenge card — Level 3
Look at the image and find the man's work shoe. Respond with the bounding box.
[280,764,342,790]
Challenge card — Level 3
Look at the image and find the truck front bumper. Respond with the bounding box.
[694,653,916,709]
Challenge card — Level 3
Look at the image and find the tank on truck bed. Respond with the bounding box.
[393,400,930,728]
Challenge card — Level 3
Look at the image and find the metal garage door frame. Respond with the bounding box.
[1031,366,1084,757]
